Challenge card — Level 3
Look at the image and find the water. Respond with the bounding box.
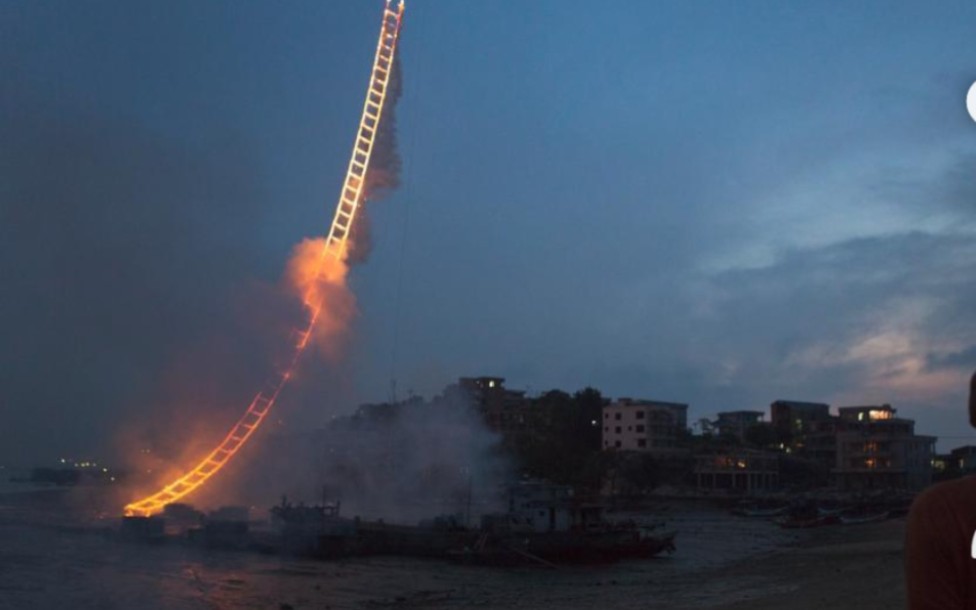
[0,490,800,609]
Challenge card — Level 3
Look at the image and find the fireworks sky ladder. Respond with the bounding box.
[124,0,406,517]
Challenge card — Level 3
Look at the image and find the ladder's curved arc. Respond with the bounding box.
[124,0,405,517]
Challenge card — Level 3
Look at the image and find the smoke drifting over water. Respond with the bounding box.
[309,391,509,525]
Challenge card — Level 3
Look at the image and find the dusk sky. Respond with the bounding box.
[2,1,975,466]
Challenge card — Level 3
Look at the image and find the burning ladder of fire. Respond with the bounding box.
[326,3,402,258]
[124,0,406,517]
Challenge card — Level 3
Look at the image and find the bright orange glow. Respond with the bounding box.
[124,0,405,517]
[286,237,355,358]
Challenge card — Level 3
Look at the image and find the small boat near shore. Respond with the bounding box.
[449,528,676,567]
[774,514,839,529]
[731,502,788,518]
[838,510,889,525]
[449,482,676,566]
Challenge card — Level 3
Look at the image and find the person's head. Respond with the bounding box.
[970,370,976,427]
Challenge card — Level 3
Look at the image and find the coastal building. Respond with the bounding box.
[715,410,766,442]
[951,445,976,474]
[832,405,935,491]
[602,398,688,453]
[789,416,840,476]
[770,400,831,439]
[693,448,779,492]
[933,445,976,479]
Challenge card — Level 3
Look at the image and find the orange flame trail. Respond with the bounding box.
[124,0,406,517]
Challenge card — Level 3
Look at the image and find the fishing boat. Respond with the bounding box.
[450,482,676,566]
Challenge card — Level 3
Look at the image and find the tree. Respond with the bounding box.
[616,452,660,496]
[744,423,778,449]
[509,387,607,488]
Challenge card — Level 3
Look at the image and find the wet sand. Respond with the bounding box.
[704,520,905,610]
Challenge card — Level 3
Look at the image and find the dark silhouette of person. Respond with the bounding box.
[905,370,976,609]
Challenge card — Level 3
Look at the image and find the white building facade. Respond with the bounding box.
[602,398,688,453]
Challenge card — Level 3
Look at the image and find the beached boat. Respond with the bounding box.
[774,514,839,529]
[731,503,788,518]
[839,510,888,525]
[450,482,676,566]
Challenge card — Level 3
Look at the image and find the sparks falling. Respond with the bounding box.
[124,0,406,517]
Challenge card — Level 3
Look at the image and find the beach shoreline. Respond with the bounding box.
[699,519,906,610]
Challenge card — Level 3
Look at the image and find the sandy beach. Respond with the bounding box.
[704,520,906,610]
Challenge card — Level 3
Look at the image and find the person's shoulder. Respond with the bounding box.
[911,476,976,516]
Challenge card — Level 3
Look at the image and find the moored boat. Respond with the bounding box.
[838,510,889,525]
[731,503,788,518]
[450,481,676,566]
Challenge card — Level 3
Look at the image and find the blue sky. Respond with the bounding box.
[2,1,975,464]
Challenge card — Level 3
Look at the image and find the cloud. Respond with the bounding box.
[927,345,976,372]
[671,225,975,414]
